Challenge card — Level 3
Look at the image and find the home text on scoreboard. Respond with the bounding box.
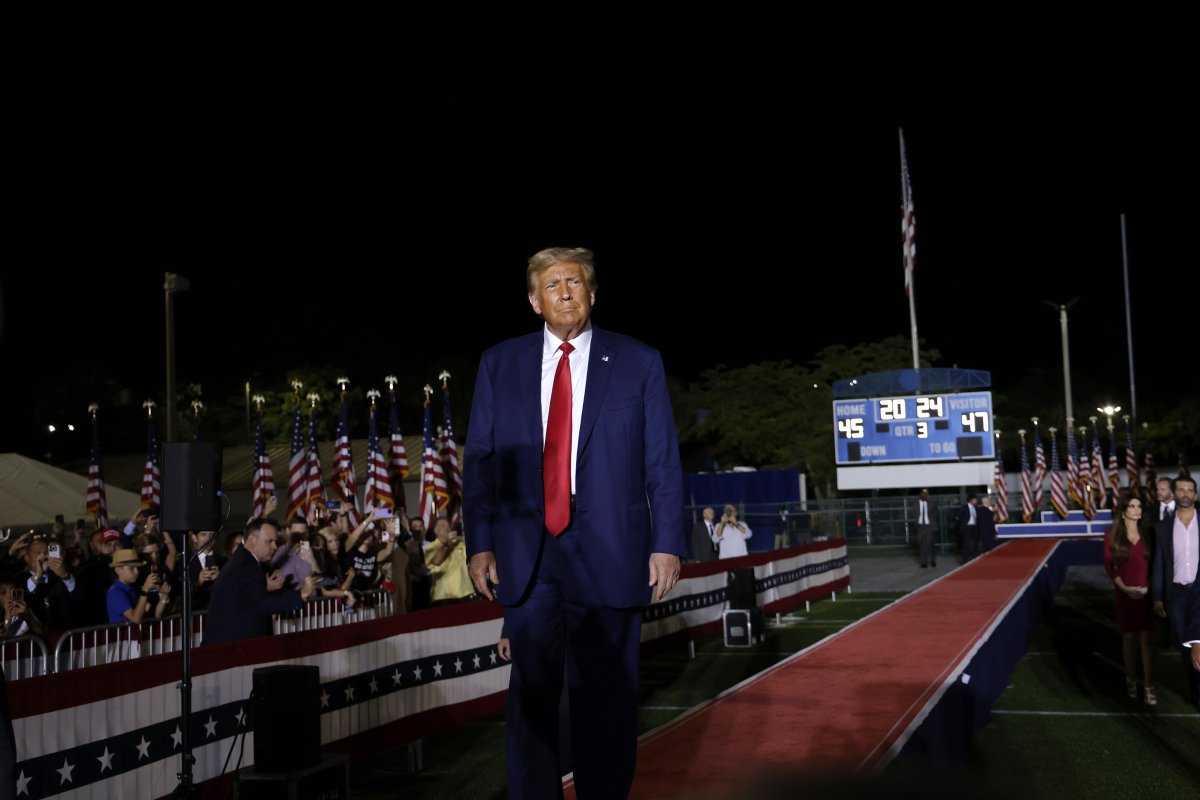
[832,391,995,465]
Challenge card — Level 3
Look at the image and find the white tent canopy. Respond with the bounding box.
[0,452,141,532]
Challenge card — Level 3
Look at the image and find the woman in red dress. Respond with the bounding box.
[1103,496,1157,705]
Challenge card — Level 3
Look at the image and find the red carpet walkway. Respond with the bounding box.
[571,538,1058,799]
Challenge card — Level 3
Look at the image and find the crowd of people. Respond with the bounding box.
[0,498,481,648]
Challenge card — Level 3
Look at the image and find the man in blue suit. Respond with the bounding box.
[465,246,686,799]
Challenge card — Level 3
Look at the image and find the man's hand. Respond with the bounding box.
[469,552,499,601]
[1154,600,1166,618]
[648,553,680,602]
[48,556,69,579]
[301,574,319,599]
[266,570,285,592]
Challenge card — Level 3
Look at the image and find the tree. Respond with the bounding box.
[678,336,940,495]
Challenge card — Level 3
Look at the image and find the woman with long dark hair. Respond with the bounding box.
[1104,496,1157,704]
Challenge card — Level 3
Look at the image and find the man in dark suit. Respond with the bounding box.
[912,489,937,568]
[465,246,686,800]
[176,529,227,612]
[978,495,998,553]
[1152,475,1200,710]
[956,494,980,563]
[204,518,315,646]
[691,506,718,562]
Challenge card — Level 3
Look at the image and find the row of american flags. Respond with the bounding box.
[85,377,465,532]
[996,419,1189,523]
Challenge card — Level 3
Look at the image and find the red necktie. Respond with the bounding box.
[544,342,575,535]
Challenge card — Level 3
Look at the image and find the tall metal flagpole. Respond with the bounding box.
[900,129,919,370]
[1121,214,1137,424]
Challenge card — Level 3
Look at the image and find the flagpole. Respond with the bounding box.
[1120,213,1137,424]
[900,129,919,370]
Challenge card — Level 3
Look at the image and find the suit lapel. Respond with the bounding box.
[519,333,544,448]
[577,328,614,457]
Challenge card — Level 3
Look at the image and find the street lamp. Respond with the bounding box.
[164,273,190,442]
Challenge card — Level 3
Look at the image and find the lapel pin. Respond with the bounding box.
[602,355,609,362]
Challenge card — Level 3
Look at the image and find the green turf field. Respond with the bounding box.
[348,582,1200,799]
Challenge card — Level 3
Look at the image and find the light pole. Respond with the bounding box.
[164,273,190,443]
[1044,298,1079,428]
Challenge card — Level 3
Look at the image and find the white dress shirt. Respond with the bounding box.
[540,323,592,493]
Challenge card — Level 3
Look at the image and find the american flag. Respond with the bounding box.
[139,409,161,509]
[1091,428,1107,510]
[420,388,449,530]
[1049,431,1068,519]
[993,449,1008,523]
[1020,435,1035,523]
[1143,450,1157,498]
[1106,431,1120,509]
[85,407,108,527]
[363,396,394,514]
[1079,431,1096,520]
[900,129,917,296]
[440,381,463,525]
[1125,424,1139,497]
[332,389,361,527]
[305,402,326,519]
[1066,425,1081,506]
[251,408,275,519]
[387,380,409,517]
[287,396,307,520]
[1032,427,1046,515]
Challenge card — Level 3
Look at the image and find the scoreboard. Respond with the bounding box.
[832,391,994,465]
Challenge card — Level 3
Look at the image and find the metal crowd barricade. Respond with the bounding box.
[273,587,395,635]
[53,612,208,673]
[1,633,51,681]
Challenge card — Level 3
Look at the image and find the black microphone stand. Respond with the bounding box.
[169,530,200,799]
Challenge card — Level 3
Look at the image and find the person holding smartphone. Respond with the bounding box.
[19,537,78,630]
[0,578,43,639]
[107,549,171,624]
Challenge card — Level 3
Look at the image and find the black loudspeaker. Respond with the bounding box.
[253,665,321,774]
[161,442,222,531]
[726,567,757,610]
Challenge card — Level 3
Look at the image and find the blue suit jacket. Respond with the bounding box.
[464,326,686,608]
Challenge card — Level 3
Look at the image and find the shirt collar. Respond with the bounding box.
[543,322,593,358]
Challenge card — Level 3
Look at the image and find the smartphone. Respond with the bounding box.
[11,587,22,602]
[300,540,312,553]
[75,518,86,530]
[376,508,393,519]
[54,514,65,525]
[47,543,62,560]
[327,500,342,511]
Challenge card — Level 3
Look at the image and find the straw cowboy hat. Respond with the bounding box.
[109,549,145,568]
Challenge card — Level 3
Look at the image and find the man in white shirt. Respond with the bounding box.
[957,494,980,563]
[1152,476,1199,710]
[913,489,937,568]
[1155,477,1177,522]
[691,507,718,562]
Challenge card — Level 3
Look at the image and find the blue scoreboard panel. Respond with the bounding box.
[832,391,994,465]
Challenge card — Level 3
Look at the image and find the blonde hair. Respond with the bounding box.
[526,247,597,294]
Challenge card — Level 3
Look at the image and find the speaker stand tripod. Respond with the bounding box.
[168,530,200,799]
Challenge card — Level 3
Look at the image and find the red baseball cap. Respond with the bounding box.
[98,528,122,544]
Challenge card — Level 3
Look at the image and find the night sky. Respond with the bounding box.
[4,6,1194,462]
